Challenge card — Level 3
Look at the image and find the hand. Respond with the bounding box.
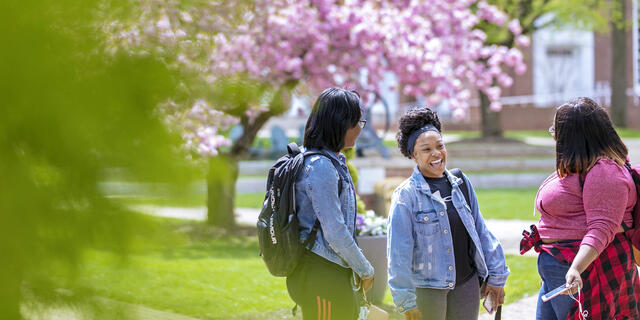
[564,267,582,296]
[361,275,374,292]
[484,285,505,307]
[404,308,422,320]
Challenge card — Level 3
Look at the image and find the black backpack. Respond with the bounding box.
[257,143,343,277]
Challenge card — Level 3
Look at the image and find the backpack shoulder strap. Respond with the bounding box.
[299,149,346,249]
[450,168,471,207]
[302,150,344,195]
[623,162,640,231]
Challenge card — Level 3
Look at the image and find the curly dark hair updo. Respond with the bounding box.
[396,107,442,158]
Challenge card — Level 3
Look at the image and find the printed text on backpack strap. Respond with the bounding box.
[450,168,471,207]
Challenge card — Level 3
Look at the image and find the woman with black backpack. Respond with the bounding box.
[286,87,374,320]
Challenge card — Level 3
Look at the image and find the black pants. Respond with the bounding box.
[286,251,359,320]
[415,273,480,320]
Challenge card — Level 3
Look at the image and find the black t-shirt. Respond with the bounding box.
[424,175,475,282]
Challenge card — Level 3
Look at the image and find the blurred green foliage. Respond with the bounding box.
[0,0,193,317]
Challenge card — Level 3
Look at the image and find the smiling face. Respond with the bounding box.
[412,130,447,178]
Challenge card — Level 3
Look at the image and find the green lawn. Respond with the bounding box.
[115,185,539,222]
[234,188,539,221]
[116,194,206,208]
[475,188,538,220]
[40,217,539,319]
[43,220,292,319]
[114,192,265,210]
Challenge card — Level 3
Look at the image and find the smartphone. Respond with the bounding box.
[483,293,495,314]
[541,284,571,302]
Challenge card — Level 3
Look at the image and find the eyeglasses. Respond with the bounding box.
[548,125,555,136]
[358,120,367,129]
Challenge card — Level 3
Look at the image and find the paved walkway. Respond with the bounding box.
[478,295,537,320]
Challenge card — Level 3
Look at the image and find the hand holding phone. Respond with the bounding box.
[541,283,575,302]
[483,292,495,314]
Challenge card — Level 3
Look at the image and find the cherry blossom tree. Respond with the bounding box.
[475,0,629,138]
[109,0,528,228]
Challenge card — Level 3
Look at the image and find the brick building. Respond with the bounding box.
[386,10,640,131]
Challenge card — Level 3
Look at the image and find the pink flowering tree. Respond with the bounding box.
[109,0,527,228]
[473,0,554,139]
[474,0,627,138]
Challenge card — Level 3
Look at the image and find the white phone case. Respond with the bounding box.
[541,284,570,302]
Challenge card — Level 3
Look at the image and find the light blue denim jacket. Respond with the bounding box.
[387,167,509,313]
[295,148,374,279]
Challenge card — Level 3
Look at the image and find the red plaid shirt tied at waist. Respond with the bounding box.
[520,225,640,320]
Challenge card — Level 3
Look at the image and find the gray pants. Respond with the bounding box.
[415,274,480,320]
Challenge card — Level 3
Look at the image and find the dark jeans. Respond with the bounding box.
[536,251,575,320]
[286,251,359,320]
[415,273,480,320]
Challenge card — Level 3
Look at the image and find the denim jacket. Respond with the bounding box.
[387,167,509,313]
[295,148,374,279]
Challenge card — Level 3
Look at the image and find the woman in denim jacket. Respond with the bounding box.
[387,107,509,320]
[286,88,374,320]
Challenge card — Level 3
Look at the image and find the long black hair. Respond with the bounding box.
[396,106,442,158]
[554,97,628,177]
[303,88,362,152]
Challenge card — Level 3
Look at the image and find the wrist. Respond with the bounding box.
[360,268,374,279]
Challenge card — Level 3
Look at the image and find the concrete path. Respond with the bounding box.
[478,295,537,320]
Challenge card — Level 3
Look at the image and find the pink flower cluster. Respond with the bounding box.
[109,0,529,155]
[162,100,239,157]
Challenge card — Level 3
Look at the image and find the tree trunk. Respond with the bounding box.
[231,80,297,158]
[610,0,628,127]
[480,90,504,139]
[206,153,239,228]
[206,81,297,229]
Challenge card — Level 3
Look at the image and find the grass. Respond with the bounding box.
[116,194,206,208]
[236,193,266,209]
[109,179,540,222]
[42,219,293,319]
[475,188,539,220]
[114,192,265,210]
[39,216,539,320]
[616,128,640,138]
[233,188,540,221]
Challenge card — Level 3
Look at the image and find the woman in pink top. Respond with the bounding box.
[521,97,640,320]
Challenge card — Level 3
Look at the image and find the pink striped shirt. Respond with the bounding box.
[535,159,636,254]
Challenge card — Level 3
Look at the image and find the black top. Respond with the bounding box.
[424,175,475,282]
